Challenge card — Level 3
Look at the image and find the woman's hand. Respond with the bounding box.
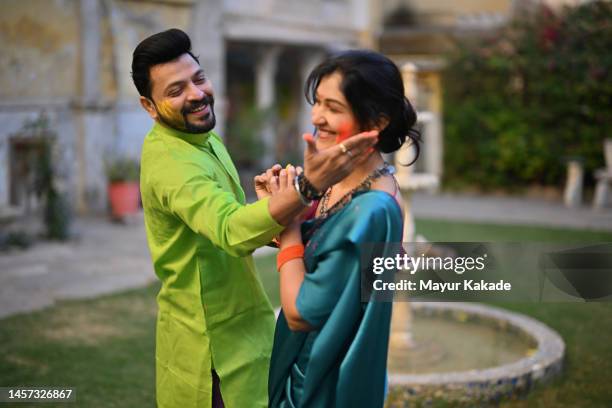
[266,164,304,246]
[276,164,297,196]
[303,130,378,191]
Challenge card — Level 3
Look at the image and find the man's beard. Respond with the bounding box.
[156,96,216,134]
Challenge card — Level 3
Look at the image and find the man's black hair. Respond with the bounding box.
[131,28,199,99]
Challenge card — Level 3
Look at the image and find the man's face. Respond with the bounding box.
[141,53,216,134]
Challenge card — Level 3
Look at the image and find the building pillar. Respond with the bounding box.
[255,46,282,167]
[76,0,102,214]
[298,49,326,156]
[353,0,376,49]
[190,0,226,137]
[401,62,444,181]
[426,72,444,177]
[397,63,418,182]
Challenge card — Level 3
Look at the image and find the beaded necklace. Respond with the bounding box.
[318,162,395,219]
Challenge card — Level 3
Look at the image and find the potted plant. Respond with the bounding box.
[105,156,140,220]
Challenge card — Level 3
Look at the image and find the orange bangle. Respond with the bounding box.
[277,244,305,271]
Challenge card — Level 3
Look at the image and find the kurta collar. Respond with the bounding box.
[153,121,212,146]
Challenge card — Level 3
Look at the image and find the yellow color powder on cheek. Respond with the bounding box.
[157,100,185,127]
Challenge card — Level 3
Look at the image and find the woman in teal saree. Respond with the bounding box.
[268,50,420,408]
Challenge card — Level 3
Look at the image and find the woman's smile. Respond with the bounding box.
[316,128,337,139]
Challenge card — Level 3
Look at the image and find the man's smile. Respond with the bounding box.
[187,104,210,117]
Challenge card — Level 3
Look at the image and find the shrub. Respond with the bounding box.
[105,157,140,183]
[443,1,612,190]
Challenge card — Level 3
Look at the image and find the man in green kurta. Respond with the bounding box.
[131,29,378,407]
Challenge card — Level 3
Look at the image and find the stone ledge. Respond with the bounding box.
[387,302,565,405]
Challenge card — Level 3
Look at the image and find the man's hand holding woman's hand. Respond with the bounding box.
[255,128,378,200]
[254,164,281,200]
[254,164,304,242]
[254,164,301,200]
[254,128,378,227]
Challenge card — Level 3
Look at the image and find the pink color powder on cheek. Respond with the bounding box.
[335,121,353,144]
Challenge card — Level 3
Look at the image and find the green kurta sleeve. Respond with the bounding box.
[164,159,283,257]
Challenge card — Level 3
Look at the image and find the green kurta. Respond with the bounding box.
[140,122,284,408]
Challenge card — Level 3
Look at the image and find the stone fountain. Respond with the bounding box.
[385,63,565,406]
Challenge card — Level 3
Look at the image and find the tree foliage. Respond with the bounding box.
[443,1,612,190]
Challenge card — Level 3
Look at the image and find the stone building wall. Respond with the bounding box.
[0,0,196,214]
[0,1,81,214]
[0,0,370,215]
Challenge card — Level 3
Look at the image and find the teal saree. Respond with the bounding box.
[269,190,403,408]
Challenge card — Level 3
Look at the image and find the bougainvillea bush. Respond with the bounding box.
[443,1,612,191]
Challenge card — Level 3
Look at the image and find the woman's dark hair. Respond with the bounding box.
[305,50,420,163]
[131,28,199,99]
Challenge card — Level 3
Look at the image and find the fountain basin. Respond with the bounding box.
[387,302,565,406]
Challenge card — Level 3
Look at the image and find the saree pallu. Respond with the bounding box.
[269,190,403,408]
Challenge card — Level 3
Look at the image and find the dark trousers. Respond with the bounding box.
[212,370,224,408]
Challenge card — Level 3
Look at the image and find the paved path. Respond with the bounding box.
[0,216,155,319]
[2,193,611,319]
[412,192,612,232]
[0,214,277,319]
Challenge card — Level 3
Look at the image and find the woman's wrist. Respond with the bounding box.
[279,233,302,249]
[276,244,305,271]
[295,173,324,202]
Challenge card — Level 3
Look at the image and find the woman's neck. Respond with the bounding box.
[334,151,385,192]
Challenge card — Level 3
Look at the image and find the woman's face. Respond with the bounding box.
[310,71,360,150]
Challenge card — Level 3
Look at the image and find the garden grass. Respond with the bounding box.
[0,219,611,406]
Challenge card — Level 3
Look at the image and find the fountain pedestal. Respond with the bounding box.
[391,140,439,350]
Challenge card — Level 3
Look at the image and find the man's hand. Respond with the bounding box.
[303,130,379,191]
[263,164,297,196]
[254,164,282,200]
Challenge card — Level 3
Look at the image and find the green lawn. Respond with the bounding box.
[0,219,611,407]
[0,284,158,407]
[415,217,612,243]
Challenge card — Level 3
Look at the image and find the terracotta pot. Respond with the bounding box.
[108,182,140,217]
